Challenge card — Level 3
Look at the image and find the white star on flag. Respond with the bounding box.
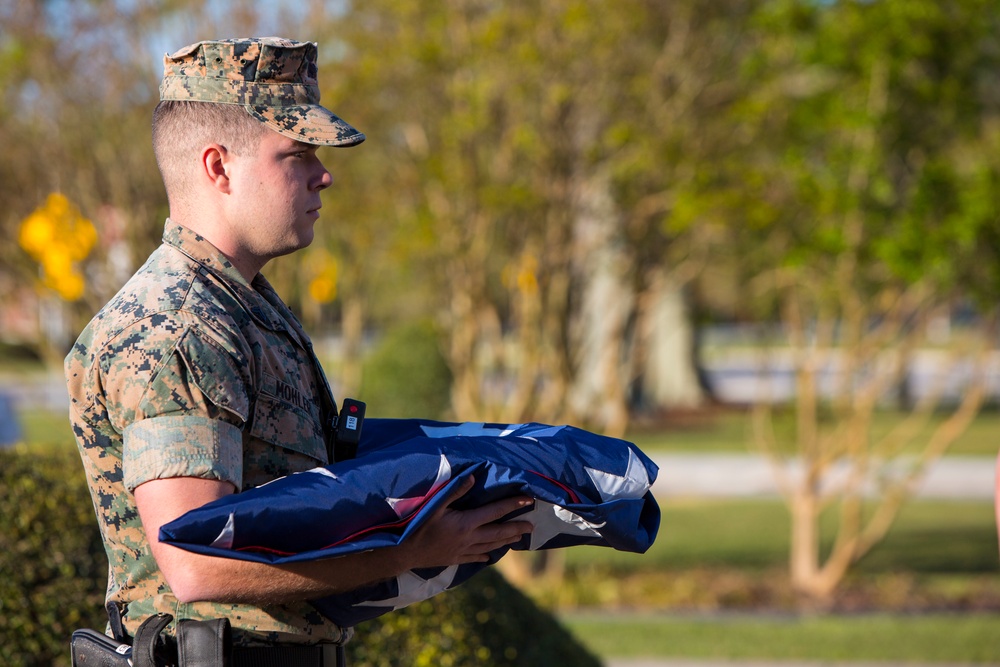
[306,467,338,480]
[354,565,460,611]
[515,424,567,441]
[209,512,236,549]
[585,448,651,502]
[420,422,524,438]
[518,499,606,550]
[386,454,453,519]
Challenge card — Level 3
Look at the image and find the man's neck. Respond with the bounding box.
[169,213,264,283]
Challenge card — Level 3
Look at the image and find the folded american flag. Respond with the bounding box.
[160,419,660,626]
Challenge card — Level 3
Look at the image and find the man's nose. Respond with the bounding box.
[314,162,333,191]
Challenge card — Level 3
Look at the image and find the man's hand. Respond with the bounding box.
[398,475,534,569]
[133,473,533,604]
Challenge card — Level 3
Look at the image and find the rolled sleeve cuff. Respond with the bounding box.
[123,416,243,492]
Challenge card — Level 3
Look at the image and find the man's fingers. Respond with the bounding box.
[438,475,534,527]
[472,519,533,550]
[439,474,476,510]
[467,495,534,526]
[472,531,531,555]
[453,525,532,564]
[403,480,535,570]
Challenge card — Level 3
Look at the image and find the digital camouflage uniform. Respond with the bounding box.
[64,37,364,647]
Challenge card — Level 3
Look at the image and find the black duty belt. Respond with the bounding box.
[233,643,344,667]
[72,613,347,667]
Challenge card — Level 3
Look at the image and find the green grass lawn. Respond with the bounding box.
[560,611,1000,663]
[18,407,74,445]
[550,497,1000,663]
[565,497,999,574]
[630,407,1000,457]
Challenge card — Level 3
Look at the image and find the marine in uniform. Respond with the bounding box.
[67,218,348,645]
[66,37,532,664]
[66,38,363,648]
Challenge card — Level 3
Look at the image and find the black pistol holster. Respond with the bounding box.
[69,628,133,667]
[72,613,232,667]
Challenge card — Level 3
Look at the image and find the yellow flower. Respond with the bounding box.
[18,209,56,258]
[19,192,97,301]
[306,250,339,304]
[41,247,74,278]
[68,216,98,261]
[516,253,539,296]
[308,275,337,304]
[46,269,86,302]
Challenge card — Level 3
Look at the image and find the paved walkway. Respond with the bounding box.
[649,453,996,500]
[2,373,995,501]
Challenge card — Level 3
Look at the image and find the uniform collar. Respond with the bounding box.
[162,219,311,348]
[163,218,248,286]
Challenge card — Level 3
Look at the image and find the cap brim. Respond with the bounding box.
[246,104,366,147]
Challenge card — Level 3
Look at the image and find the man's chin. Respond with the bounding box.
[272,236,314,260]
[292,225,317,250]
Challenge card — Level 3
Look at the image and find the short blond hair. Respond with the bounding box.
[152,100,267,206]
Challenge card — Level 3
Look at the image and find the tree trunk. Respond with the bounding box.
[564,168,633,435]
[339,294,365,397]
[635,271,705,413]
[566,249,633,435]
[789,486,821,598]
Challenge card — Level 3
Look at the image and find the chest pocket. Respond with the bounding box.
[249,371,327,463]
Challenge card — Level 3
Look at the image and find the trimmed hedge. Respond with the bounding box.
[349,568,601,667]
[0,444,600,667]
[0,444,107,667]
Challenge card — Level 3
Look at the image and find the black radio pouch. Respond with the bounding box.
[333,398,366,462]
[177,618,232,667]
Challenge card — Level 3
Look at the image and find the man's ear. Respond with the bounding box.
[201,144,231,194]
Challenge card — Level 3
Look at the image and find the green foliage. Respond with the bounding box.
[724,0,1000,299]
[552,498,1000,616]
[0,342,43,366]
[349,568,601,667]
[360,320,453,419]
[0,445,107,667]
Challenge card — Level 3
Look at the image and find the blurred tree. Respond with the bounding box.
[315,0,763,432]
[0,0,302,362]
[1,1,157,357]
[706,0,1000,601]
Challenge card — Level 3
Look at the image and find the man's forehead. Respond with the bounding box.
[261,129,318,150]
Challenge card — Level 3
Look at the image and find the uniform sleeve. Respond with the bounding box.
[104,319,253,492]
[123,415,243,492]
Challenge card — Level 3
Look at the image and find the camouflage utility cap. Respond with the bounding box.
[160,37,365,147]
